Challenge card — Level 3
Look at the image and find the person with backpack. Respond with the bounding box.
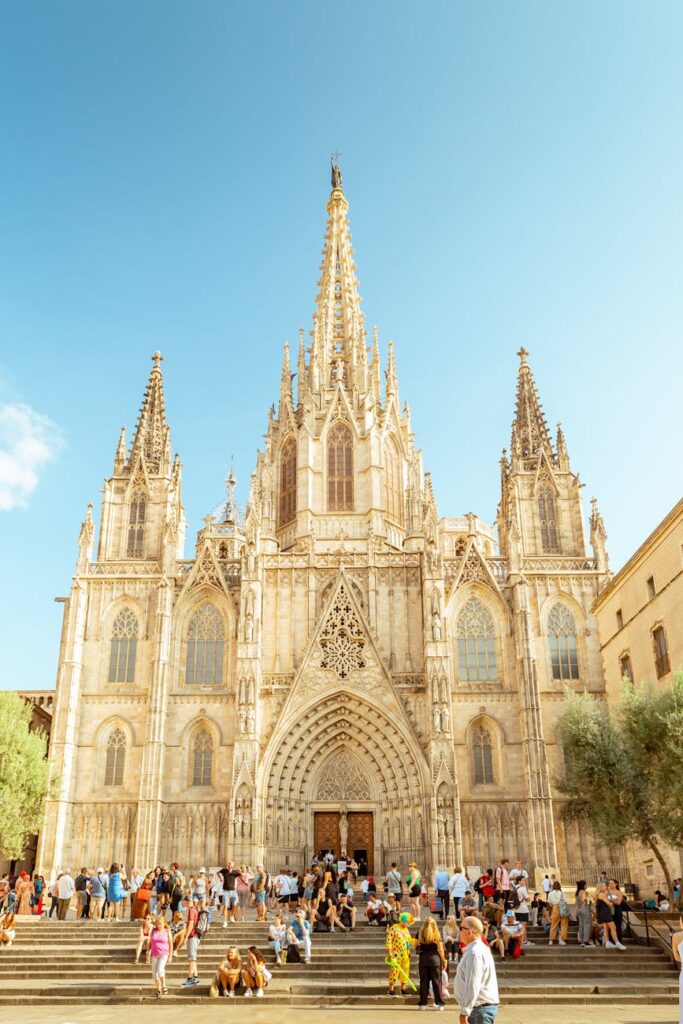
[547,881,570,946]
[181,895,210,986]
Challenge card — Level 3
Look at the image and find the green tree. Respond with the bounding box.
[556,673,683,899]
[0,692,51,860]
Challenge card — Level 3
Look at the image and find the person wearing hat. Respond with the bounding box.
[501,909,526,956]
[385,911,416,995]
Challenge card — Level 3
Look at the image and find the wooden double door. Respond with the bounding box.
[314,811,374,873]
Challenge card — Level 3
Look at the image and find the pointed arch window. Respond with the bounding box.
[537,486,559,553]
[384,435,403,524]
[108,608,139,683]
[327,421,353,512]
[456,598,498,681]
[186,604,224,685]
[126,489,146,558]
[548,603,579,680]
[278,437,297,528]
[472,725,494,785]
[104,728,126,787]
[191,729,213,786]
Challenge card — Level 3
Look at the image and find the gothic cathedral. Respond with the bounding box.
[39,164,612,878]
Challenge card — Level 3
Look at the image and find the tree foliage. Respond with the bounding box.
[0,692,51,859]
[556,673,683,897]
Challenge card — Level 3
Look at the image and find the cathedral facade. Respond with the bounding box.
[39,165,614,879]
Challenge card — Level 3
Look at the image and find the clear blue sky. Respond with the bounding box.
[1,1,681,690]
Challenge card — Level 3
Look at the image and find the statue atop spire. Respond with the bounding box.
[213,462,244,528]
[331,151,343,190]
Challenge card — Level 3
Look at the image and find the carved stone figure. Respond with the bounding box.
[432,610,442,642]
[433,704,442,733]
[238,709,246,734]
[239,678,247,705]
[247,707,256,734]
[339,810,348,853]
[245,613,254,642]
[243,806,252,838]
[247,677,255,704]
[234,810,243,838]
[276,814,284,844]
[441,703,451,732]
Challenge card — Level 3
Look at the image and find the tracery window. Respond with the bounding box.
[191,729,213,786]
[186,604,224,685]
[456,598,498,681]
[384,436,403,524]
[548,603,579,680]
[327,422,353,512]
[126,490,146,558]
[278,437,297,528]
[472,725,494,785]
[108,608,138,683]
[537,486,559,553]
[104,728,126,787]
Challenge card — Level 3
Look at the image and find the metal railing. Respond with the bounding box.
[636,907,679,967]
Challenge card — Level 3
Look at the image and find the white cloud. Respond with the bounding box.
[0,402,64,511]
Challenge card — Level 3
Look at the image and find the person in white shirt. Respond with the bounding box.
[57,870,75,920]
[449,867,470,908]
[509,861,528,884]
[455,916,499,1024]
[274,872,290,906]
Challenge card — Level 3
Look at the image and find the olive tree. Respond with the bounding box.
[0,691,51,860]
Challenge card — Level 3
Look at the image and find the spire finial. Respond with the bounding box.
[152,350,164,370]
[331,151,343,190]
[517,346,529,364]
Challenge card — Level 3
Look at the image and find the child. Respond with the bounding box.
[171,910,187,952]
[0,913,16,948]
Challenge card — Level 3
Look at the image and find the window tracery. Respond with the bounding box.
[456,598,498,681]
[278,437,297,528]
[126,489,146,558]
[547,603,579,680]
[316,752,371,800]
[186,604,224,685]
[191,729,213,786]
[104,728,126,787]
[538,486,559,553]
[108,608,138,684]
[327,422,353,511]
[320,583,365,678]
[472,725,494,785]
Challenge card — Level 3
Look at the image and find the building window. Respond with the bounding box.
[384,436,403,524]
[537,486,559,553]
[652,625,670,679]
[108,608,138,683]
[616,608,623,630]
[192,729,213,786]
[619,653,633,682]
[126,490,146,558]
[186,604,224,685]
[472,725,494,784]
[548,603,580,680]
[104,728,126,787]
[327,422,353,511]
[278,437,297,528]
[646,576,656,600]
[456,598,498,681]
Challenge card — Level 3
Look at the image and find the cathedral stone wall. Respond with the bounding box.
[38,169,617,882]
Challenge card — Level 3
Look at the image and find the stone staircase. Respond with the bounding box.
[0,917,677,1006]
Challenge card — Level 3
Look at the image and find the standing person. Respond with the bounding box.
[670,915,682,1024]
[494,860,510,905]
[181,897,201,986]
[385,911,416,996]
[57,869,75,920]
[33,875,45,916]
[434,866,450,920]
[475,869,494,912]
[131,871,153,920]
[608,879,626,945]
[148,913,172,997]
[407,863,423,920]
[595,883,624,949]
[242,945,268,997]
[14,872,34,916]
[575,881,594,946]
[128,867,144,918]
[74,868,89,920]
[443,915,460,963]
[236,866,250,922]
[455,916,499,1023]
[547,881,569,946]
[251,865,269,922]
[190,868,208,902]
[541,874,552,899]
[106,864,125,921]
[416,915,447,1010]
[220,862,240,927]
[449,867,470,920]
[385,863,403,909]
[48,876,60,919]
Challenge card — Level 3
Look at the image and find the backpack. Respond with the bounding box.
[559,893,570,918]
[286,943,302,962]
[196,908,211,939]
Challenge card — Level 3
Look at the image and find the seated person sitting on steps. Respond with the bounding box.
[366,894,385,926]
[242,945,268,998]
[337,894,357,931]
[209,946,242,998]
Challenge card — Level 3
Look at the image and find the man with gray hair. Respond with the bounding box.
[454,916,499,1023]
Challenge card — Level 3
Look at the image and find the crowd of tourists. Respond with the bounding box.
[1,855,682,1018]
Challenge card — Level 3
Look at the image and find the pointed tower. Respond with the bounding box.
[98,352,185,563]
[498,348,587,560]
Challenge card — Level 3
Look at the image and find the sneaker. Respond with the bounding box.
[605,941,615,949]
[191,978,200,985]
[548,940,554,946]
[586,941,595,947]
[437,1007,445,1012]
[182,978,194,987]
[223,920,228,929]
[244,989,253,997]
[228,990,235,998]
[615,941,626,950]
[256,989,264,998]
[559,939,566,946]
[418,1008,427,1013]
[304,959,311,965]
[523,941,534,947]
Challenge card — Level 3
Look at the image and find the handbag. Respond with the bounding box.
[559,894,570,917]
[136,888,152,902]
[440,968,450,999]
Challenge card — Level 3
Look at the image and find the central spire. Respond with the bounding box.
[511,347,554,462]
[310,159,368,397]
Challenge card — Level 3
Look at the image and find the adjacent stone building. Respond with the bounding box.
[593,497,683,890]
[38,163,618,880]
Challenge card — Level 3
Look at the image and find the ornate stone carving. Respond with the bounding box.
[319,582,366,679]
[316,752,371,800]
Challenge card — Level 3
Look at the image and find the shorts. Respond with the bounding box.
[515,912,529,922]
[151,955,168,980]
[410,885,421,898]
[77,891,88,907]
[277,894,290,904]
[254,891,266,905]
[186,937,200,961]
[223,891,238,906]
[303,887,313,900]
